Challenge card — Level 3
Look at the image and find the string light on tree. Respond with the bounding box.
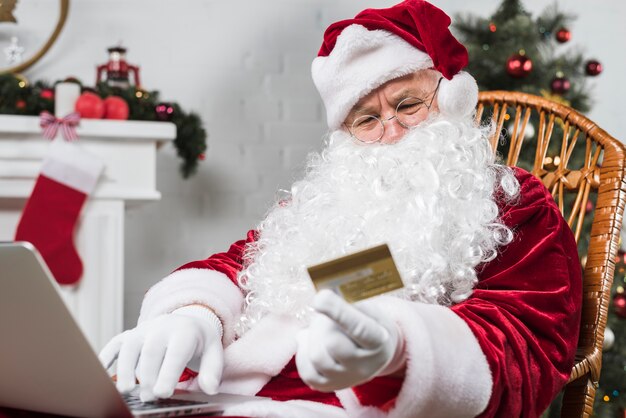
[603,327,614,351]
[507,120,535,140]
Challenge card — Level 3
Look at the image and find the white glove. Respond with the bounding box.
[296,290,405,392]
[99,305,224,402]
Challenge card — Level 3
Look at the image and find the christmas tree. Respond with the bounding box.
[454,1,620,417]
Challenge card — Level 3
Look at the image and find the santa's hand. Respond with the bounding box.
[99,305,224,402]
[296,289,404,392]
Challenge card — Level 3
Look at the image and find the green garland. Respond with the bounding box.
[0,73,207,178]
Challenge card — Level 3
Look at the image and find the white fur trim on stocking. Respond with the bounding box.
[336,296,492,418]
[42,139,104,194]
[138,268,243,345]
[437,71,479,118]
[312,24,432,130]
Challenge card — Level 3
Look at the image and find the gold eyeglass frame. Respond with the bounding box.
[346,76,444,144]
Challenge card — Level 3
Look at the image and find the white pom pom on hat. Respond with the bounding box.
[312,0,479,130]
[438,71,479,118]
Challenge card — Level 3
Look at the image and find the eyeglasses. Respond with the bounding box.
[345,77,443,144]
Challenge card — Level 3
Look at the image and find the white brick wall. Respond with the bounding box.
[25,0,626,328]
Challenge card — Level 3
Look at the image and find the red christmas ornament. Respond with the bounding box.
[489,22,497,32]
[40,89,54,100]
[103,96,129,120]
[75,92,105,119]
[155,103,175,121]
[506,53,533,78]
[15,99,26,110]
[555,27,571,43]
[585,200,594,213]
[614,293,626,318]
[198,153,206,161]
[550,76,571,95]
[585,60,603,76]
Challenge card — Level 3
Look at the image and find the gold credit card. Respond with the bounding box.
[306,244,405,303]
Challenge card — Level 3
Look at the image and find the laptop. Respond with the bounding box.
[0,242,264,418]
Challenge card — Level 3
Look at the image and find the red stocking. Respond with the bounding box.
[15,139,103,285]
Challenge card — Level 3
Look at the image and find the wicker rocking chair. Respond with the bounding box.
[477,91,626,417]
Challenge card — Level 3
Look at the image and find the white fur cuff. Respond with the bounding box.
[337,297,492,418]
[139,268,244,345]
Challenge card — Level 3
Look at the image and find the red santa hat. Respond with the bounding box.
[312,0,479,130]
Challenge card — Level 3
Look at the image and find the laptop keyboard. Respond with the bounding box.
[122,391,206,411]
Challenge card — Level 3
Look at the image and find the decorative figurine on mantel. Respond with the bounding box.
[96,45,141,88]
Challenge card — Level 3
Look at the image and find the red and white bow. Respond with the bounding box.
[39,111,81,141]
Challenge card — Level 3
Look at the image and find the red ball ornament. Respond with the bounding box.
[155,102,174,121]
[585,200,594,213]
[75,92,105,119]
[15,99,26,110]
[103,96,129,120]
[585,60,603,76]
[555,27,571,43]
[198,153,206,161]
[506,53,533,78]
[40,89,54,100]
[613,293,626,318]
[550,76,571,95]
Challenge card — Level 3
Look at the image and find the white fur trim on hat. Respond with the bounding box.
[437,71,479,118]
[312,24,433,130]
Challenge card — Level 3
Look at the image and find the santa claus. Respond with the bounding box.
[100,1,582,417]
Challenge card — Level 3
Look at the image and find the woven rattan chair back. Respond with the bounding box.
[476,91,626,417]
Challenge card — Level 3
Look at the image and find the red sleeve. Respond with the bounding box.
[174,229,257,285]
[452,167,582,417]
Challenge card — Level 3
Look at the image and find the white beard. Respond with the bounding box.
[235,114,520,336]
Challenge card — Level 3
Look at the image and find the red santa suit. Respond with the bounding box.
[137,2,582,416]
[138,168,582,418]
